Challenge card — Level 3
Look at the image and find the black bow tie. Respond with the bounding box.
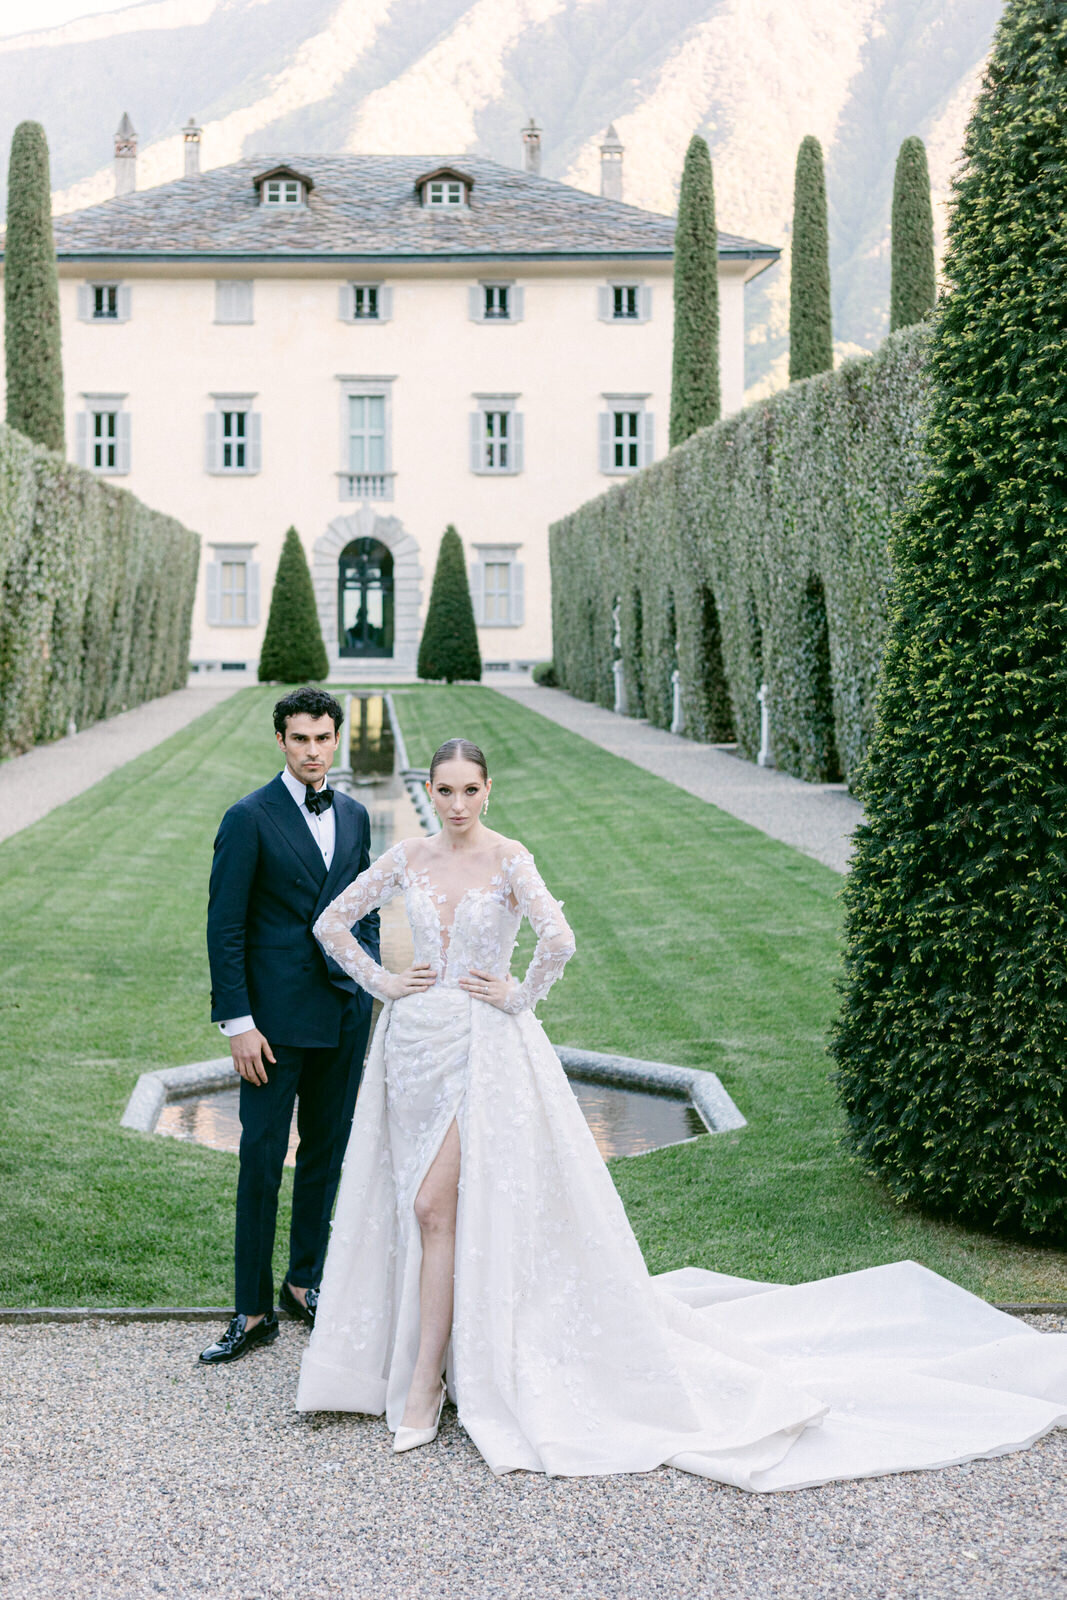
[304,785,334,816]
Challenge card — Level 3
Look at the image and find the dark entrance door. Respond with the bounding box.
[338,538,394,657]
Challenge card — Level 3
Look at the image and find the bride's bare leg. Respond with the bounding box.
[402,1119,461,1428]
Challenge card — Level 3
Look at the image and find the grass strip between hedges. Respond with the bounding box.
[0,683,1062,1306]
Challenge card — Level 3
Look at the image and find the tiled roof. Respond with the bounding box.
[39,154,778,263]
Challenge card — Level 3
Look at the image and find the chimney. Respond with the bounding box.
[521,117,542,175]
[600,123,623,201]
[114,112,137,197]
[183,116,202,177]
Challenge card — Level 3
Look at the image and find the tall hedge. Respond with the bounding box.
[789,135,833,383]
[550,324,931,786]
[418,524,481,683]
[832,0,1067,1241]
[669,135,720,449]
[0,423,198,757]
[258,526,329,683]
[4,122,64,454]
[890,136,936,332]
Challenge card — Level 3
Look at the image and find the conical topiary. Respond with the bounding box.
[257,526,329,682]
[5,121,64,452]
[789,135,833,382]
[890,136,937,332]
[417,525,481,683]
[669,134,720,449]
[832,0,1067,1241]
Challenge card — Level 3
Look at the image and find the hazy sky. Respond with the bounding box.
[0,0,137,38]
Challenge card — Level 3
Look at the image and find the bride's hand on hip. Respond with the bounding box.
[460,968,514,1010]
[386,963,437,1000]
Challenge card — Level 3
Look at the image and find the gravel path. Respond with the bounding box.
[491,685,863,874]
[0,686,239,845]
[3,1317,1062,1600]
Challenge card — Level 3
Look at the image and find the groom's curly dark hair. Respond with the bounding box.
[273,686,344,735]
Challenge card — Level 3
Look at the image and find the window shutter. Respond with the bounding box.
[246,561,261,626]
[77,284,92,321]
[597,285,612,321]
[469,412,483,472]
[598,412,612,473]
[240,282,253,322]
[205,411,220,473]
[469,562,485,625]
[75,411,89,467]
[510,286,524,322]
[116,411,131,473]
[378,286,393,321]
[468,286,483,322]
[638,285,652,322]
[247,411,262,472]
[510,562,525,627]
[116,284,132,322]
[338,284,352,321]
[205,562,222,625]
[640,411,655,467]
[510,411,524,474]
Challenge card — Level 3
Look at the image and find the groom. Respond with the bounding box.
[200,686,379,1364]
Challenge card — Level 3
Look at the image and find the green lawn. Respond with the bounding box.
[0,683,1062,1307]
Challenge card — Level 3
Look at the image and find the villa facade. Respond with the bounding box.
[17,130,778,680]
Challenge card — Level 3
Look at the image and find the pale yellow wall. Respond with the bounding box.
[10,256,749,673]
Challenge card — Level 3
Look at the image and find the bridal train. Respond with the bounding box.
[295,837,1067,1489]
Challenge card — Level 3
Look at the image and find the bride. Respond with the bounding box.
[296,738,1066,1488]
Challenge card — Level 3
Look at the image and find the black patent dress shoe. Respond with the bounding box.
[198,1310,279,1364]
[278,1281,318,1327]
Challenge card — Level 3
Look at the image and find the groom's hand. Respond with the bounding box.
[230,1027,275,1086]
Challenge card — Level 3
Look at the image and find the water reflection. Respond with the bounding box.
[157,1079,703,1163]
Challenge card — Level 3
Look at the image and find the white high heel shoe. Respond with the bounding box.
[393,1383,447,1454]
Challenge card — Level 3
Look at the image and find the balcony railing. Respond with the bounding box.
[337,471,395,502]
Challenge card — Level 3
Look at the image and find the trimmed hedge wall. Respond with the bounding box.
[0,423,199,757]
[550,323,932,786]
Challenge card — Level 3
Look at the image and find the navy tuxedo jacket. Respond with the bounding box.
[207,774,380,1050]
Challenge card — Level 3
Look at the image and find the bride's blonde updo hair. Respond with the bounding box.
[429,738,489,782]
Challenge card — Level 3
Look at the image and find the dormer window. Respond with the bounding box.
[253,165,313,209]
[416,166,474,209]
[264,178,303,206]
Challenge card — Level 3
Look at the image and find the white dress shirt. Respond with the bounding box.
[219,769,335,1038]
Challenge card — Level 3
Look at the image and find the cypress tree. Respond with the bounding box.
[417,525,481,683]
[832,0,1067,1240]
[5,121,64,452]
[890,136,936,332]
[257,526,329,682]
[788,135,833,382]
[669,134,720,448]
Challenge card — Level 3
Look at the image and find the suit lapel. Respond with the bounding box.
[262,774,327,884]
[317,793,361,915]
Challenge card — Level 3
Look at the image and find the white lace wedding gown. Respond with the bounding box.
[295,838,1067,1489]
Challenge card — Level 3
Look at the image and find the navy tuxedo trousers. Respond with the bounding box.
[235,1007,371,1315]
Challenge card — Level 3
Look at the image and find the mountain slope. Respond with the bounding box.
[0,0,1001,394]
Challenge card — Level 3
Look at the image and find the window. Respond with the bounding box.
[215,280,254,323]
[338,283,393,323]
[337,377,394,501]
[599,397,654,473]
[470,398,524,474]
[597,283,652,323]
[75,396,130,474]
[77,282,131,322]
[205,397,261,474]
[471,545,525,627]
[205,545,260,627]
[470,282,524,323]
[427,180,464,206]
[263,178,303,205]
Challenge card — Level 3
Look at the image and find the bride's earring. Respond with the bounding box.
[482,794,490,816]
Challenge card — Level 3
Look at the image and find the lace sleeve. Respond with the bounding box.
[501,850,576,1014]
[313,844,404,1002]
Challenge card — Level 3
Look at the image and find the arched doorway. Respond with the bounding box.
[338,538,394,657]
[313,508,422,680]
